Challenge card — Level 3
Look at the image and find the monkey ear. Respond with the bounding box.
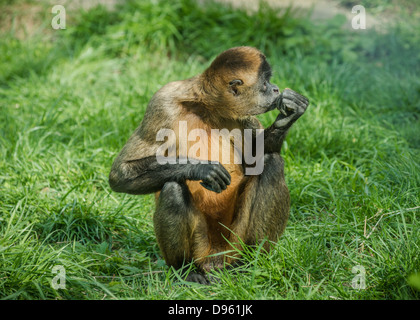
[228,79,243,96]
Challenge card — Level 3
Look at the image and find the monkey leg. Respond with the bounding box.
[153,181,210,284]
[153,181,195,268]
[232,153,290,251]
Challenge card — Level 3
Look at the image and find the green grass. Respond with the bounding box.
[0,0,419,300]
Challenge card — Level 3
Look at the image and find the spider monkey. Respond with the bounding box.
[109,46,309,284]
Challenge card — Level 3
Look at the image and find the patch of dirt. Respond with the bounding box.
[0,0,408,40]
[215,0,388,30]
[46,0,118,11]
[0,2,45,39]
[0,0,119,39]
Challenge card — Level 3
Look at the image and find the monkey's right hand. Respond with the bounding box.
[274,88,309,129]
[187,162,231,193]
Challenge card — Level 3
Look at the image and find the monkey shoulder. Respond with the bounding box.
[141,81,187,131]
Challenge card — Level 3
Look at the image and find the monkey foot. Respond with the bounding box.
[185,272,210,285]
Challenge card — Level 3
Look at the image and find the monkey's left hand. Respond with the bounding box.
[274,88,309,129]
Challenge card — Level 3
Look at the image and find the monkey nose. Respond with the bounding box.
[273,87,279,94]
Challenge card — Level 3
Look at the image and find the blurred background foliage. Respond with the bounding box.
[0,0,419,299]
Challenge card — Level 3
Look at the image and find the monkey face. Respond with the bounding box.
[227,56,281,117]
[202,46,282,119]
[249,57,281,115]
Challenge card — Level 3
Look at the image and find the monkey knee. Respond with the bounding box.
[263,153,284,166]
[161,181,183,194]
[257,154,284,182]
[108,168,124,192]
[159,181,191,208]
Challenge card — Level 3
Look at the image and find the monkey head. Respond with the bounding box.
[200,46,281,119]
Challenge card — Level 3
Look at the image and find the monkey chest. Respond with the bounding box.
[182,124,246,219]
[186,163,244,220]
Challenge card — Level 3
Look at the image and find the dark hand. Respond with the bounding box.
[274,88,309,129]
[188,162,231,193]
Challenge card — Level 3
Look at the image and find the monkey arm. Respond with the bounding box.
[263,89,309,154]
[109,156,231,195]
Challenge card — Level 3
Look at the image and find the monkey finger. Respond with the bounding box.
[279,107,288,116]
[284,91,309,107]
[200,181,214,192]
[215,166,231,186]
[208,163,230,186]
[281,99,299,112]
[283,93,306,106]
[282,89,307,102]
[293,95,309,108]
[219,164,230,177]
[211,172,229,190]
[200,179,222,193]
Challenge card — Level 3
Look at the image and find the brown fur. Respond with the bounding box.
[108,46,309,279]
[153,47,269,269]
